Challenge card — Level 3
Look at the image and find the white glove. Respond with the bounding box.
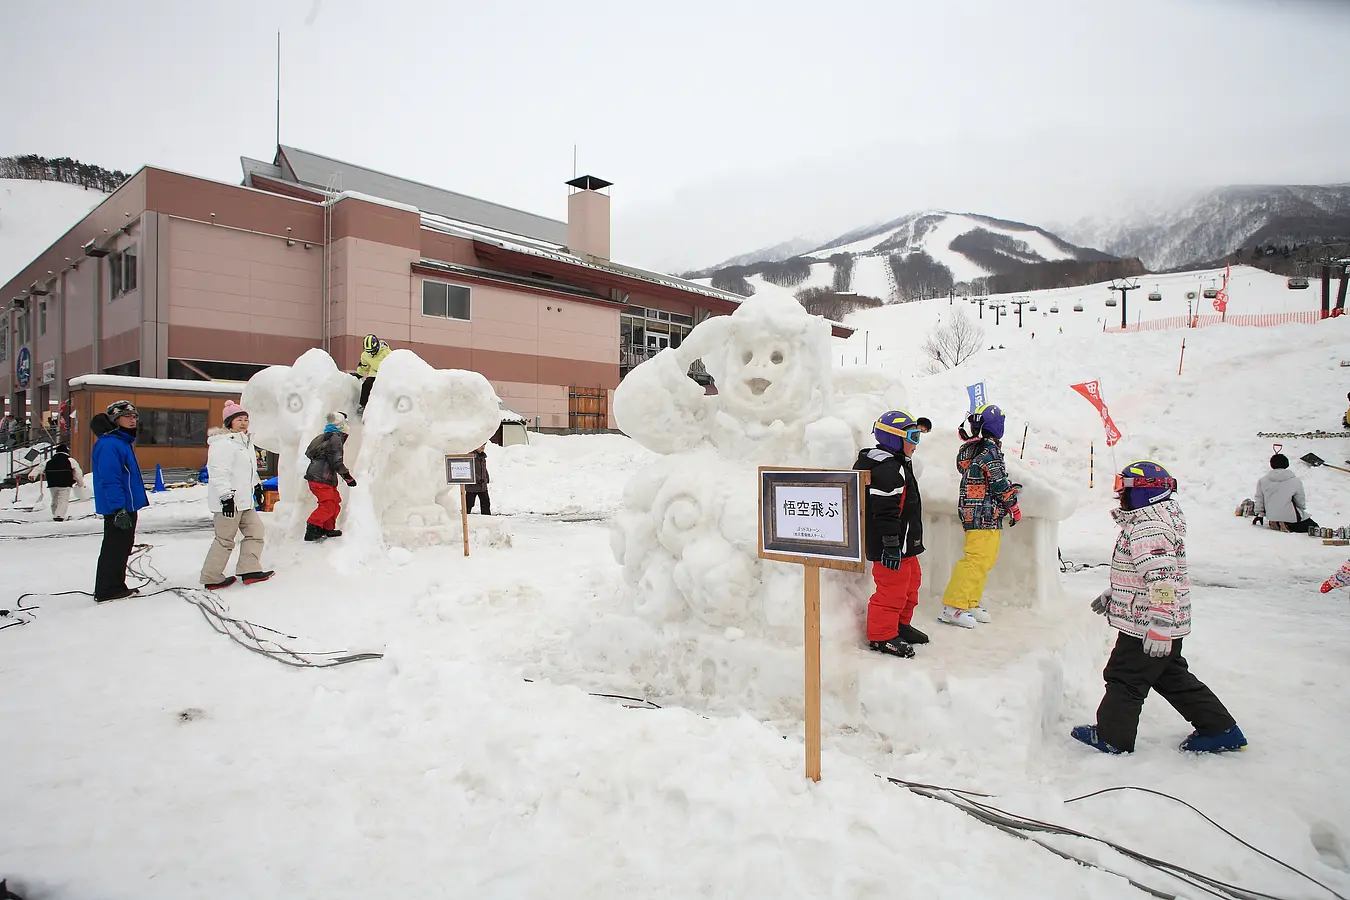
[1090,588,1111,615]
[1142,583,1176,658]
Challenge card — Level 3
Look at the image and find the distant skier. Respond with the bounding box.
[939,403,1020,628]
[200,401,273,589]
[303,411,357,542]
[91,401,149,602]
[29,442,84,520]
[357,333,391,414]
[1072,460,1247,754]
[1342,392,1349,430]
[1252,453,1317,533]
[1321,559,1350,593]
[465,444,492,515]
[854,410,928,657]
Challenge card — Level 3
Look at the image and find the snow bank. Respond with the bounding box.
[0,178,105,284]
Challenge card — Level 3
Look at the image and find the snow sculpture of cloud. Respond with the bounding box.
[356,349,501,547]
[242,349,361,538]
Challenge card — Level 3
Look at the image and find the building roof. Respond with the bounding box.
[68,374,246,395]
[271,146,569,245]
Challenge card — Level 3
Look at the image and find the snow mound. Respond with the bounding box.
[0,178,106,284]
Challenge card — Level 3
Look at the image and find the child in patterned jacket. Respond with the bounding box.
[1322,560,1350,594]
[1072,460,1247,755]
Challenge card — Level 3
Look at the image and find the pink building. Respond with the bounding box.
[1,146,851,430]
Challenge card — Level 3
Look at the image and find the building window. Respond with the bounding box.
[137,408,208,447]
[16,311,28,346]
[102,360,140,377]
[38,300,47,336]
[422,279,471,321]
[167,358,269,382]
[0,320,7,363]
[109,245,137,299]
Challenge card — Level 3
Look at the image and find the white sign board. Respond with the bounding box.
[41,359,55,384]
[774,485,846,544]
[444,454,479,485]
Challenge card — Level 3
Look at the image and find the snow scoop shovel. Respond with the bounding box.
[1299,452,1350,475]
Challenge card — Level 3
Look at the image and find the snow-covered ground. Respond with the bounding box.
[0,178,107,285]
[4,311,1350,897]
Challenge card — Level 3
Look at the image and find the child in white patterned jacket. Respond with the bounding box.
[1071,459,1248,755]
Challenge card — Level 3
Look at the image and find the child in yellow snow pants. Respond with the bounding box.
[942,530,1002,611]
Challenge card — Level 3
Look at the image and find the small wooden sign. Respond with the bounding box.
[445,454,479,557]
[757,467,868,783]
[444,454,479,485]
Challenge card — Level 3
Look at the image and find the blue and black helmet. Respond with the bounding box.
[363,333,381,354]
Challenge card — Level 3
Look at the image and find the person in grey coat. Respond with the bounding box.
[1253,454,1316,533]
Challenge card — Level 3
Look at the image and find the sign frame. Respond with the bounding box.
[757,467,868,574]
[444,454,480,486]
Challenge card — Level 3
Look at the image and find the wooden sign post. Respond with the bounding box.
[757,467,868,782]
[444,454,480,557]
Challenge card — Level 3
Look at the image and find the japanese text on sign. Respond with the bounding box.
[775,486,846,544]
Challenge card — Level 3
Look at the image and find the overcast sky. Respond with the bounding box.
[3,0,1348,272]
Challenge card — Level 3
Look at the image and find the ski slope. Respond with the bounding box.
[0,178,107,285]
[3,310,1350,897]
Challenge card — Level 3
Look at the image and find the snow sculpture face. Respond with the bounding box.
[242,349,359,454]
[361,349,501,452]
[703,295,831,426]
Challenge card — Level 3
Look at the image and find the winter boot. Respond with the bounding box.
[204,576,237,591]
[897,623,929,644]
[1179,725,1247,753]
[868,637,915,658]
[240,571,275,585]
[304,523,326,542]
[938,606,978,628]
[1071,725,1126,754]
[970,606,992,624]
[324,528,343,538]
[94,587,140,603]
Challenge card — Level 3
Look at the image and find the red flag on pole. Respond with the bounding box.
[1212,265,1230,314]
[1070,380,1122,447]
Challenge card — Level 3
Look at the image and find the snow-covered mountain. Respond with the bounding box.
[0,178,107,285]
[1057,184,1350,271]
[806,210,1112,284]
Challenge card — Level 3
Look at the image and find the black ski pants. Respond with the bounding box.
[1095,632,1236,752]
[360,377,376,409]
[94,512,138,600]
[466,490,491,515]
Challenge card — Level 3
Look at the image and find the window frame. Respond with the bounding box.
[420,278,472,322]
[108,245,137,300]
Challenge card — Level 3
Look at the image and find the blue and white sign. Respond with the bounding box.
[966,381,986,413]
[16,346,31,389]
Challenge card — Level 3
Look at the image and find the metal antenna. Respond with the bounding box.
[275,32,281,148]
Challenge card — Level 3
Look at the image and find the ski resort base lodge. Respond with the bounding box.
[0,146,852,434]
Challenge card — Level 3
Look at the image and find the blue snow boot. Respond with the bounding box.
[1071,725,1126,754]
[1179,725,1247,753]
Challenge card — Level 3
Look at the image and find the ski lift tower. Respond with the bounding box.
[1009,296,1031,328]
[1107,278,1141,329]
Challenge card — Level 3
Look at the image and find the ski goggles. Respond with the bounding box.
[1112,475,1176,494]
[875,421,922,444]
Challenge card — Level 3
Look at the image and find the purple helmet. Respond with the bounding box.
[874,409,921,453]
[965,403,1006,441]
[1115,460,1177,508]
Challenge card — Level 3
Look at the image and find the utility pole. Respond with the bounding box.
[1010,297,1030,328]
[1108,278,1141,329]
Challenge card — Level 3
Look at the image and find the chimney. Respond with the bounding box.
[566,175,612,260]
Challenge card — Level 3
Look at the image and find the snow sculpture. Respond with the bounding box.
[611,295,907,640]
[356,349,501,547]
[242,349,362,537]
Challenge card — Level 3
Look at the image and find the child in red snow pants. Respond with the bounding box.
[867,556,922,642]
[307,481,342,531]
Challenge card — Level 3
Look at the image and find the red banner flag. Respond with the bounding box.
[1070,380,1122,447]
[1212,265,1230,314]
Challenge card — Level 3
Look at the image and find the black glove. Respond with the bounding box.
[112,509,133,530]
[880,537,902,571]
[1251,516,1263,526]
[343,474,357,487]
[253,485,263,509]
[221,496,236,518]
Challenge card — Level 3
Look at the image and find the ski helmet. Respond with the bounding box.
[964,403,1006,441]
[874,410,922,452]
[1114,460,1177,508]
[363,333,381,354]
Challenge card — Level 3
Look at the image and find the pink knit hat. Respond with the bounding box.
[223,400,247,426]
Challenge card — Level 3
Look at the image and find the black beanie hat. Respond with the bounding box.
[1270,453,1289,469]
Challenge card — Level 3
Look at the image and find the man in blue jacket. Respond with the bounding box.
[91,400,149,601]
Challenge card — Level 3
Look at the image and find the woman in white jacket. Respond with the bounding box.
[1253,453,1316,533]
[200,401,273,589]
